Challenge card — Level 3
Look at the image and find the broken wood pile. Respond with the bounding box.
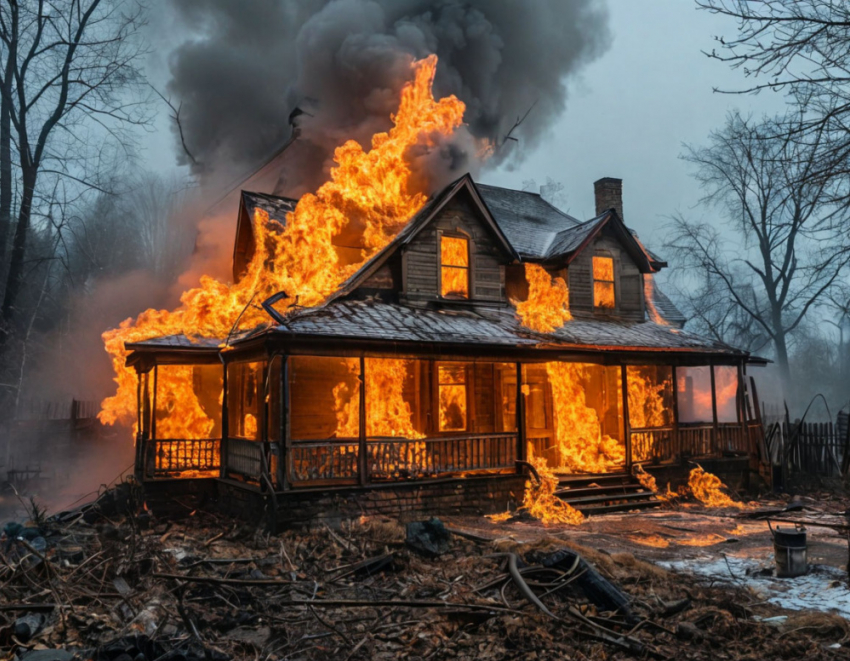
[1,485,847,660]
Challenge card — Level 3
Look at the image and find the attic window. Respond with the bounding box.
[592,256,615,309]
[440,235,469,299]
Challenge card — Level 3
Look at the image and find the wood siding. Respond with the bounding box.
[403,190,506,304]
[568,227,645,321]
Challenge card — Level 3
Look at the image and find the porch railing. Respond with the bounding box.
[368,433,517,481]
[225,438,265,483]
[631,421,756,465]
[145,438,220,478]
[289,440,360,485]
[286,432,517,486]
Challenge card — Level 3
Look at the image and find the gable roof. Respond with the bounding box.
[326,174,520,303]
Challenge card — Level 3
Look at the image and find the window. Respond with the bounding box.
[440,235,470,299]
[438,362,468,431]
[592,256,615,309]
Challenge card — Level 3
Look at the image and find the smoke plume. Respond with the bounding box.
[162,0,611,193]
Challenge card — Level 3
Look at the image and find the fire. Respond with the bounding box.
[515,263,571,333]
[592,256,615,309]
[522,455,585,525]
[364,359,425,439]
[643,273,669,326]
[633,464,677,501]
[100,55,466,440]
[688,466,744,509]
[440,235,469,298]
[545,362,624,473]
[243,414,258,440]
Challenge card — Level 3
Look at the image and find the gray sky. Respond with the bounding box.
[142,0,788,252]
[482,0,786,249]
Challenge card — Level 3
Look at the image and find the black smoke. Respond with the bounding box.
[162,0,611,194]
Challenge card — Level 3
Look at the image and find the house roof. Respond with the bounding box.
[475,183,581,258]
[244,298,745,358]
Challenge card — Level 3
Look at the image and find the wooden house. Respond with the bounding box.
[126,175,765,528]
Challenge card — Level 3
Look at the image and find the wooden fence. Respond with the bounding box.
[783,420,848,477]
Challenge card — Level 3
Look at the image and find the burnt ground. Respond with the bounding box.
[3,486,850,661]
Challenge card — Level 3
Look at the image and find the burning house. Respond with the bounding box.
[103,57,764,528]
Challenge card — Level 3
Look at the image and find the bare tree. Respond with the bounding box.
[666,111,849,382]
[0,0,150,380]
[698,0,850,201]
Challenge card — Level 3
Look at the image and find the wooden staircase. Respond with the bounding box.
[555,472,661,515]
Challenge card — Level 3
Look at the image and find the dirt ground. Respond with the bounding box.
[3,485,850,660]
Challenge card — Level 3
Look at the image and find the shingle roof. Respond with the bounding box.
[258,299,743,356]
[651,284,687,326]
[476,183,580,258]
[125,334,223,350]
[544,214,607,258]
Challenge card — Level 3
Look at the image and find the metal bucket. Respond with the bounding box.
[771,523,807,578]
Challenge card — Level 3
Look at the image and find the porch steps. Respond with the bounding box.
[554,472,661,515]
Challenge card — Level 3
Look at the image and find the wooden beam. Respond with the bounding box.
[358,355,368,486]
[221,361,229,479]
[621,364,632,468]
[710,360,719,455]
[671,365,680,464]
[515,361,525,468]
[282,355,291,491]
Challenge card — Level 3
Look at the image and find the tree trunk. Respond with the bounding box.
[0,167,36,353]
[0,56,13,271]
[773,330,792,386]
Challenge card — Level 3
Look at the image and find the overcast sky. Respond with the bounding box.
[142,0,788,251]
[481,0,787,249]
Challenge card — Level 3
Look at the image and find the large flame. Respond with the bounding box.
[100,55,465,438]
[515,263,572,333]
[522,454,585,525]
[545,362,624,473]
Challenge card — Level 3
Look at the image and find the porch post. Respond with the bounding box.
[141,370,152,479]
[736,361,747,451]
[358,355,368,485]
[151,364,158,442]
[671,365,680,462]
[259,360,271,492]
[220,359,228,479]
[621,364,631,469]
[710,360,719,454]
[281,355,290,490]
[515,362,526,469]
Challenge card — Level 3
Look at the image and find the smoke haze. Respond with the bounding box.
[162,0,611,192]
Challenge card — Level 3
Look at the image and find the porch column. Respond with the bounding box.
[671,365,680,462]
[281,355,290,490]
[358,356,368,486]
[220,360,228,479]
[259,360,271,493]
[710,360,719,454]
[736,362,747,452]
[621,364,631,468]
[515,362,526,469]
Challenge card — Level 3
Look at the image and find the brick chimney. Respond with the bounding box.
[594,177,623,220]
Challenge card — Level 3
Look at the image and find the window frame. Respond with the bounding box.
[438,230,472,301]
[592,254,616,310]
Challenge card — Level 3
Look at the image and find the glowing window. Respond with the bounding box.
[592,256,615,309]
[440,235,469,299]
[438,363,468,432]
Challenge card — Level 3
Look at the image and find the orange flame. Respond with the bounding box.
[688,466,744,509]
[592,256,615,309]
[440,235,470,298]
[545,362,624,473]
[100,55,466,440]
[643,274,669,326]
[522,455,585,525]
[515,263,572,333]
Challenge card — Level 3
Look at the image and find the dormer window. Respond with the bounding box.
[592,256,615,309]
[440,235,470,299]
